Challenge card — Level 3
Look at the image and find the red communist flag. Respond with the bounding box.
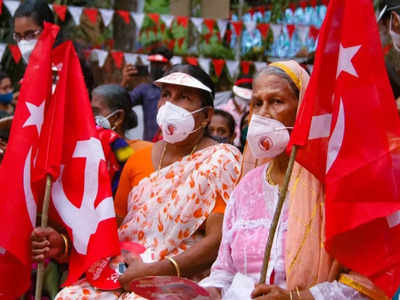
[289,0,400,296]
[34,41,120,286]
[0,23,58,298]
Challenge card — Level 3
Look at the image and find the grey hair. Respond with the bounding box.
[254,66,300,99]
[92,84,137,130]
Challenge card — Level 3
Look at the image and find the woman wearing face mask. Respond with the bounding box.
[200,61,386,300]
[47,64,241,299]
[0,71,14,118]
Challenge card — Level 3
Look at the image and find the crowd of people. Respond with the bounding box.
[1,0,400,299]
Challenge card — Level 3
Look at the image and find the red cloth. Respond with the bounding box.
[289,0,400,297]
[39,41,120,286]
[0,23,59,299]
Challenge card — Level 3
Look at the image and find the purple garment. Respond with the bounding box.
[128,83,160,141]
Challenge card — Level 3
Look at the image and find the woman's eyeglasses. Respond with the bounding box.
[13,30,41,42]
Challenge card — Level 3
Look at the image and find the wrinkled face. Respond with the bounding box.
[251,73,298,127]
[208,114,233,140]
[13,16,41,42]
[0,78,12,94]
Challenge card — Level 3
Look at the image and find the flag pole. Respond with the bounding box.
[258,145,298,284]
[35,174,53,300]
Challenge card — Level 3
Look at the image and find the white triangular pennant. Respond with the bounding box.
[297,25,309,45]
[226,60,240,78]
[131,12,145,29]
[161,15,174,28]
[68,6,83,25]
[139,54,149,66]
[92,49,108,67]
[99,8,114,27]
[244,21,257,34]
[217,19,228,38]
[191,17,203,32]
[198,57,211,74]
[254,61,266,72]
[170,56,181,65]
[270,24,282,39]
[0,44,6,62]
[4,0,20,16]
[124,53,137,65]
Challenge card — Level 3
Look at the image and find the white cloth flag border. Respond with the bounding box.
[99,8,114,27]
[68,5,83,25]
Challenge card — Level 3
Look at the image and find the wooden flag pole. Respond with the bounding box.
[258,146,298,284]
[35,175,53,300]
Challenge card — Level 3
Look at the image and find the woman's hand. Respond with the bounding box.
[118,251,155,291]
[31,227,64,262]
[251,284,290,300]
[121,64,138,88]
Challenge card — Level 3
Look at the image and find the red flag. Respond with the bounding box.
[309,25,319,40]
[203,18,215,33]
[257,23,270,39]
[186,56,198,66]
[287,24,296,39]
[231,21,243,37]
[289,0,400,297]
[84,8,98,24]
[52,4,67,22]
[212,59,225,77]
[8,44,21,64]
[117,10,131,24]
[111,51,124,69]
[148,13,160,26]
[0,23,58,298]
[177,37,185,49]
[37,41,120,286]
[176,16,188,28]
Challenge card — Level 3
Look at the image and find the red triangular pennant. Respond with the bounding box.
[309,25,319,39]
[257,6,266,16]
[322,0,329,5]
[248,8,255,17]
[309,0,318,8]
[212,59,225,77]
[84,8,98,24]
[8,44,21,64]
[186,56,198,66]
[241,61,251,75]
[52,4,67,22]
[204,32,213,44]
[168,39,175,50]
[257,23,270,39]
[289,3,297,12]
[226,29,232,44]
[176,16,189,28]
[0,0,3,15]
[160,23,166,33]
[111,51,123,68]
[231,21,243,37]
[177,37,185,49]
[117,10,131,24]
[287,24,296,39]
[203,18,215,33]
[148,13,160,26]
[300,0,308,9]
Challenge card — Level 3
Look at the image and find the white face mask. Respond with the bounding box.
[390,14,400,52]
[95,110,119,130]
[157,101,204,144]
[18,39,38,63]
[246,114,290,159]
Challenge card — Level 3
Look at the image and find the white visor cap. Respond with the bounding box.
[155,72,212,94]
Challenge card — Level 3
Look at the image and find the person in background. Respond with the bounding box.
[121,46,173,141]
[0,116,12,163]
[0,71,14,118]
[91,84,146,195]
[208,109,236,145]
[217,75,252,147]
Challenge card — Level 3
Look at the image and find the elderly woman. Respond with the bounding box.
[33,64,241,299]
[200,61,387,300]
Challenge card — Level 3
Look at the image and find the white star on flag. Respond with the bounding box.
[23,100,45,136]
[336,43,362,79]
